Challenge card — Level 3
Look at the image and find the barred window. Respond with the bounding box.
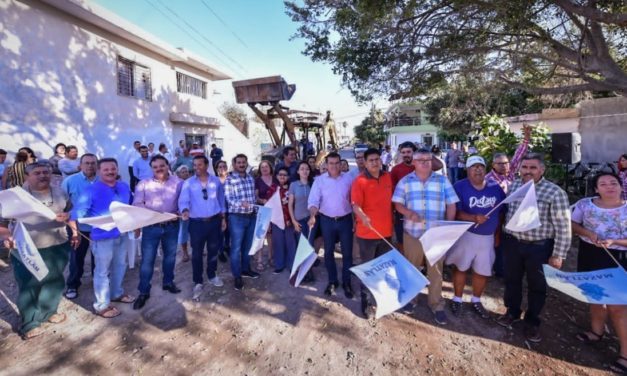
[176,72,207,99]
[117,56,152,101]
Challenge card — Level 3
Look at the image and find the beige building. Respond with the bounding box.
[0,0,256,177]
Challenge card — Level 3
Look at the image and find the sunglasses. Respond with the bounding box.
[202,188,208,200]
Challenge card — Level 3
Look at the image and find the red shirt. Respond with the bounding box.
[267,184,291,225]
[351,171,393,239]
[391,163,414,189]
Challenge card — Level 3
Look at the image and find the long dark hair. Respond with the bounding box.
[296,161,314,186]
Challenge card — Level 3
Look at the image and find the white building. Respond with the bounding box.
[0,0,255,177]
[384,102,441,150]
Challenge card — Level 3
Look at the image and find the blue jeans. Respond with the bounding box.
[91,236,129,311]
[138,222,179,295]
[393,211,404,245]
[228,213,255,277]
[66,230,94,290]
[503,235,554,327]
[221,214,230,252]
[319,214,353,284]
[272,223,296,271]
[447,167,459,184]
[296,217,319,246]
[178,220,189,245]
[190,217,222,283]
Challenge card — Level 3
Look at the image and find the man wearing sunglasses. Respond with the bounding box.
[132,155,183,310]
[179,155,227,300]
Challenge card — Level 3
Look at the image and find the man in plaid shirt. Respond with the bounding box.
[496,153,572,343]
[393,148,459,326]
[225,153,259,290]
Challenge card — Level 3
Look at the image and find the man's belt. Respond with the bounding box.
[190,214,223,221]
[147,219,179,227]
[320,213,352,221]
[506,234,549,245]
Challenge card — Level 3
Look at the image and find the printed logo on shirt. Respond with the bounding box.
[469,195,497,209]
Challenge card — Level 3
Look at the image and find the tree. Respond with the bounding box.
[286,0,627,101]
[354,107,387,145]
[474,115,551,163]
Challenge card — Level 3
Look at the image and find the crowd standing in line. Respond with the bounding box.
[0,137,625,373]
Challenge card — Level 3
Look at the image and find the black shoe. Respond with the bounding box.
[218,251,228,263]
[162,283,181,294]
[496,314,521,328]
[450,300,463,317]
[313,258,321,267]
[242,270,260,279]
[302,271,315,284]
[273,268,284,275]
[133,294,149,310]
[524,324,542,343]
[234,277,244,290]
[360,297,371,319]
[324,282,339,296]
[342,283,354,299]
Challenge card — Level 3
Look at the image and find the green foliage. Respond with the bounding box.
[354,107,387,145]
[474,115,551,163]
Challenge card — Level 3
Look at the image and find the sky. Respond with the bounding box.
[91,0,381,135]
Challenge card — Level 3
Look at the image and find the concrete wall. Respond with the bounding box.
[0,0,254,177]
[578,96,627,164]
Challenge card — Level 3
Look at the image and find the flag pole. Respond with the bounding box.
[600,244,627,273]
[369,225,397,251]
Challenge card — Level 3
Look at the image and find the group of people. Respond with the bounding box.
[0,137,625,373]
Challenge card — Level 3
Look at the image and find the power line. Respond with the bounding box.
[199,0,249,49]
[155,0,248,73]
[142,0,237,76]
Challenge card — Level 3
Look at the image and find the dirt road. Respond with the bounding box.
[0,246,619,375]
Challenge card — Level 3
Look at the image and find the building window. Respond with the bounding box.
[176,72,207,99]
[117,56,152,101]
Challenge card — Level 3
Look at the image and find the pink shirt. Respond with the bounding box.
[133,175,183,214]
[485,140,529,193]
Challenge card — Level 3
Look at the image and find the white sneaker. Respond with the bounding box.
[210,276,224,287]
[192,283,203,300]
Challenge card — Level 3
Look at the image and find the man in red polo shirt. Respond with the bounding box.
[351,147,394,319]
[390,142,417,251]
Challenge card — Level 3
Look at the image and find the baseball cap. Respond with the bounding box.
[466,155,486,168]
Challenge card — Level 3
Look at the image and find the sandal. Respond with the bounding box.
[95,306,121,318]
[111,294,135,303]
[22,326,45,340]
[609,356,627,374]
[575,330,604,343]
[47,312,67,324]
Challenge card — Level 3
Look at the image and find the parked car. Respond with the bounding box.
[353,143,368,156]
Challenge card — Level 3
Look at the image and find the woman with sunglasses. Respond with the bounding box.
[254,160,277,271]
[268,167,296,274]
[572,172,627,373]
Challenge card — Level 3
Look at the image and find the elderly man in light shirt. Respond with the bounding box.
[308,151,355,299]
[132,155,183,310]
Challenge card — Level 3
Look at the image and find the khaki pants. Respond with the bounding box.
[403,232,444,312]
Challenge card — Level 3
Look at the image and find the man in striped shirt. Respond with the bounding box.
[225,153,259,290]
[496,153,572,343]
[485,125,531,194]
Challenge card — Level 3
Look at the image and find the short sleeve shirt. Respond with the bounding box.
[572,198,627,251]
[289,180,312,221]
[23,186,71,248]
[454,179,505,235]
[392,172,459,238]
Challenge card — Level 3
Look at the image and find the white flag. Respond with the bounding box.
[13,221,49,281]
[351,249,429,319]
[249,206,272,255]
[0,187,56,224]
[289,234,317,287]
[419,221,474,265]
[505,181,541,232]
[502,180,534,204]
[265,190,285,230]
[110,202,178,233]
[77,214,117,231]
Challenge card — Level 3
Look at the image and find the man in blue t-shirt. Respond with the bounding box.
[445,155,505,319]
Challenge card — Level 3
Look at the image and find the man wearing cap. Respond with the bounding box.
[445,156,506,319]
[392,148,458,325]
[3,160,79,339]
